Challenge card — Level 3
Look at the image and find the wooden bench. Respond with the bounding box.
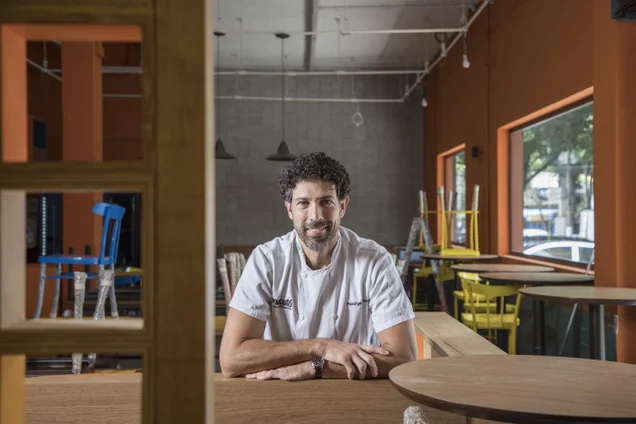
[414,312,507,359]
[24,312,504,423]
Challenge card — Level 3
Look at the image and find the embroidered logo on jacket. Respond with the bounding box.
[272,298,293,310]
[347,299,370,306]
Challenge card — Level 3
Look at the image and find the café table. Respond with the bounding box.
[450,263,554,274]
[478,272,594,357]
[389,355,636,424]
[520,285,636,361]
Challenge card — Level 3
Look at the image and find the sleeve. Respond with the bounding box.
[228,247,272,322]
[368,252,416,334]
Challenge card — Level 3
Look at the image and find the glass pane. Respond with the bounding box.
[1,189,144,328]
[511,101,594,264]
[1,25,143,163]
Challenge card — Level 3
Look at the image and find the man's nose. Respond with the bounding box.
[308,202,322,221]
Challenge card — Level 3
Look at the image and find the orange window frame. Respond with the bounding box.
[496,86,594,272]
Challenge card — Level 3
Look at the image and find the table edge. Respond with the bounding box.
[519,288,636,306]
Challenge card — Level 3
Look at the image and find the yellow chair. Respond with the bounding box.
[438,185,481,257]
[452,272,515,320]
[460,278,522,354]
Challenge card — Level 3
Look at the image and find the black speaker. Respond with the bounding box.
[611,0,636,21]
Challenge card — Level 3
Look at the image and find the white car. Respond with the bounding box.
[523,240,595,263]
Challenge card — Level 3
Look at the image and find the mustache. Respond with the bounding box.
[304,220,332,230]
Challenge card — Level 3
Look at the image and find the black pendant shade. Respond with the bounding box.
[266,140,296,161]
[266,33,296,162]
[214,30,236,160]
[215,138,236,159]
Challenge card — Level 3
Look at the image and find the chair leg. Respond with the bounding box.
[49,264,62,319]
[454,296,459,320]
[71,271,87,374]
[33,263,47,319]
[109,265,119,319]
[88,269,114,369]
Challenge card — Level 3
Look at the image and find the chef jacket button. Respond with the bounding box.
[332,313,338,320]
[299,315,305,321]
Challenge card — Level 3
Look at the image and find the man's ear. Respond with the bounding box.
[339,196,350,219]
[285,201,293,220]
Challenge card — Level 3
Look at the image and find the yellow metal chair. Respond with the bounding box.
[453,272,516,320]
[460,278,522,354]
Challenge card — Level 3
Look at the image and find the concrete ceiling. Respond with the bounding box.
[213,0,481,71]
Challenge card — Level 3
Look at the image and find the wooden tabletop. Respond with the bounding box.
[420,253,498,261]
[520,286,636,306]
[451,263,554,274]
[23,372,467,424]
[479,271,594,286]
[389,355,636,423]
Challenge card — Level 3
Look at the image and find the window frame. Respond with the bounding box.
[497,88,595,271]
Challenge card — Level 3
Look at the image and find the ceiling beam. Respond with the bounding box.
[305,0,320,70]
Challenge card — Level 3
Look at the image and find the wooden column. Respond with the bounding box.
[61,42,104,260]
[1,26,27,162]
[615,20,636,364]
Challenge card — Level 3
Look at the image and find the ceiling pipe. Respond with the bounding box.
[216,26,466,37]
[402,0,490,100]
[215,95,404,104]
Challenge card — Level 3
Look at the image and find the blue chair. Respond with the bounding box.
[34,202,126,319]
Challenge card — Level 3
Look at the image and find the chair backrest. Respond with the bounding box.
[92,202,126,265]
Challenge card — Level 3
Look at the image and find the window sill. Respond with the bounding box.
[500,254,594,275]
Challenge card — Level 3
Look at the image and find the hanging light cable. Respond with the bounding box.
[266,32,296,161]
[214,31,236,159]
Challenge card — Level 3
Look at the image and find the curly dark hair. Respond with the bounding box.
[278,152,351,202]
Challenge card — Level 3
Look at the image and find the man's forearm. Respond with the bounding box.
[220,338,323,377]
[323,352,412,379]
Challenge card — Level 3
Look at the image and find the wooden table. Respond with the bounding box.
[450,263,554,274]
[389,355,636,424]
[421,253,499,261]
[479,272,594,357]
[520,286,636,360]
[23,372,468,424]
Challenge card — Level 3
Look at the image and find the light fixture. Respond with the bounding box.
[267,32,297,162]
[462,33,470,69]
[214,31,236,160]
[435,33,448,58]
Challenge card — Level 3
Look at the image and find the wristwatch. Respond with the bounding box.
[311,356,324,379]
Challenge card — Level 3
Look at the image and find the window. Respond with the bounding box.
[444,150,466,245]
[510,100,594,265]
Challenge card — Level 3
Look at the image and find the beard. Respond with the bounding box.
[295,219,338,252]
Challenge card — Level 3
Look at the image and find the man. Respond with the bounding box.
[220,152,417,381]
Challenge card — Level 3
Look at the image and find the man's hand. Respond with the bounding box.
[320,339,390,380]
[245,361,314,381]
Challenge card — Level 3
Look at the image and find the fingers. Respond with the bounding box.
[351,354,368,380]
[245,370,276,380]
[358,350,378,378]
[360,344,391,356]
[342,358,357,380]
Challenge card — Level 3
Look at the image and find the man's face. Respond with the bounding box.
[285,180,349,252]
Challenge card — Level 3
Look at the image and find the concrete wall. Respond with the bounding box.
[215,74,423,246]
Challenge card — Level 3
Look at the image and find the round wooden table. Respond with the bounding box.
[479,272,595,357]
[389,355,636,424]
[420,253,498,261]
[450,263,554,274]
[520,286,636,361]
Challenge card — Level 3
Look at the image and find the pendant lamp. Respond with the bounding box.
[266,32,297,162]
[214,31,236,160]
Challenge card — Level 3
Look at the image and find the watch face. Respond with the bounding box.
[311,356,324,368]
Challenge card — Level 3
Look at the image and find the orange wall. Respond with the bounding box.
[424,0,594,257]
[425,0,636,363]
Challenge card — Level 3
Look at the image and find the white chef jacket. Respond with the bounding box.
[228,226,415,345]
